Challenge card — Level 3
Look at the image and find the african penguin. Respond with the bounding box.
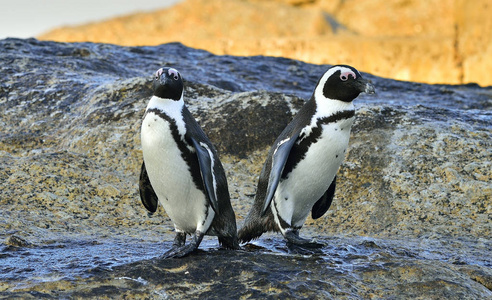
[139,67,239,258]
[238,65,375,247]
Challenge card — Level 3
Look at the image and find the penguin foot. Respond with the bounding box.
[283,230,325,249]
[161,231,204,258]
[162,243,198,258]
[172,232,186,247]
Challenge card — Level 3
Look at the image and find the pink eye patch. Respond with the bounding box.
[154,68,164,79]
[340,70,356,81]
[168,68,180,80]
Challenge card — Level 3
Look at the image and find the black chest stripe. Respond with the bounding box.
[281,109,355,178]
[146,108,205,193]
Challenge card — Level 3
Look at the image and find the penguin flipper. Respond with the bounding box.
[139,162,159,213]
[311,176,336,219]
[262,130,301,215]
[190,137,220,214]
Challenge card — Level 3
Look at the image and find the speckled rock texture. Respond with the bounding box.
[0,38,491,298]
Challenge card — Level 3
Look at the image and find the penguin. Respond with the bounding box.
[139,67,239,258]
[238,65,375,247]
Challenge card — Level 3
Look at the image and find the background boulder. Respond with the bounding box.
[38,0,492,86]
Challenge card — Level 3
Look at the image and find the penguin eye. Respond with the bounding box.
[154,68,164,80]
[340,71,357,81]
[340,71,356,81]
[168,68,180,81]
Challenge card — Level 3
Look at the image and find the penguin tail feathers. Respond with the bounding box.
[238,224,264,244]
[238,202,278,244]
[218,235,240,250]
[238,213,273,244]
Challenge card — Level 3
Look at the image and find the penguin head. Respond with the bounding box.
[315,65,375,103]
[152,67,184,100]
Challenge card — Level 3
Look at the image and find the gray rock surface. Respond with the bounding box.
[0,38,491,298]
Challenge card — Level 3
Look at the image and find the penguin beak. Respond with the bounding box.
[153,74,168,92]
[356,77,376,95]
[158,73,170,86]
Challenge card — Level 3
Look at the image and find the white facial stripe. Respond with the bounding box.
[314,66,358,102]
[313,66,358,112]
[168,68,180,80]
[301,66,356,142]
[146,94,186,138]
[154,68,164,78]
[340,70,356,81]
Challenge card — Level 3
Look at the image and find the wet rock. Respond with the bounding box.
[0,38,491,298]
[2,238,492,299]
[4,236,32,248]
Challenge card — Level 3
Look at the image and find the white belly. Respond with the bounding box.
[273,120,353,229]
[141,112,214,234]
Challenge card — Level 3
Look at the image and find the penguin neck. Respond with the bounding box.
[312,97,355,121]
[146,95,185,119]
[145,95,187,139]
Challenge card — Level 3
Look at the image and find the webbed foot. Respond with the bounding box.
[283,230,325,249]
[161,231,204,258]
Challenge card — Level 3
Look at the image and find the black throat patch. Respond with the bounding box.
[280,109,355,178]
